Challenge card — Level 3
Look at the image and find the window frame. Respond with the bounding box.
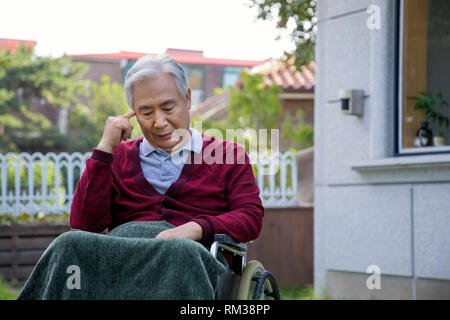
[395,0,450,156]
[222,66,242,88]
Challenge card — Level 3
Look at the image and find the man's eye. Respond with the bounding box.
[164,106,175,111]
[144,112,152,116]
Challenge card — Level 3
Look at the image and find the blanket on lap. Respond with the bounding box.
[17,221,227,300]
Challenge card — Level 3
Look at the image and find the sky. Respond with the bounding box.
[0,0,296,61]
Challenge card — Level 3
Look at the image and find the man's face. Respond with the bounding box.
[132,72,191,154]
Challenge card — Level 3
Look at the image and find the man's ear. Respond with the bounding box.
[186,88,192,110]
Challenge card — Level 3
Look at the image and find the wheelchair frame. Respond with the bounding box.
[210,234,281,300]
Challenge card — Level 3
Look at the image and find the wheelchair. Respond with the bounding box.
[210,234,281,300]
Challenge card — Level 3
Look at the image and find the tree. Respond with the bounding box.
[281,109,314,150]
[67,75,143,152]
[195,72,282,152]
[228,72,283,131]
[0,45,90,153]
[198,71,313,152]
[248,0,317,68]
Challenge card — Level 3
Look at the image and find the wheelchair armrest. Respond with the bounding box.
[210,234,248,275]
[210,234,247,259]
[214,234,247,251]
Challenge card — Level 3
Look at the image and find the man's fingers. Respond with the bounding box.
[127,125,134,139]
[117,119,134,141]
[155,229,176,239]
[121,125,133,141]
[120,113,135,141]
[121,111,136,119]
[155,230,169,239]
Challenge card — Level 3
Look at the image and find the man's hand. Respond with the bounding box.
[155,221,203,241]
[97,111,136,154]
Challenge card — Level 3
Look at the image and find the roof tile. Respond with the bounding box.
[68,49,270,67]
[248,58,315,91]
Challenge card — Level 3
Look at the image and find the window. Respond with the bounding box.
[222,66,242,88]
[121,60,135,85]
[181,64,203,90]
[189,89,202,111]
[181,64,204,109]
[398,0,450,154]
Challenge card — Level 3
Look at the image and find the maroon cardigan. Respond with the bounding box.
[70,134,264,249]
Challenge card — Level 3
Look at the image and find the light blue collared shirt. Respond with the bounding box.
[139,128,203,194]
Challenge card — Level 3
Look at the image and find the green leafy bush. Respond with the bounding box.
[0,275,20,300]
[0,212,69,226]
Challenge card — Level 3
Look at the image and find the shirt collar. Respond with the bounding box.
[141,128,203,157]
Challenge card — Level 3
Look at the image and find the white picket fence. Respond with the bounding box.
[0,151,298,215]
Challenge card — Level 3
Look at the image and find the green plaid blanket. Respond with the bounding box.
[17,221,226,300]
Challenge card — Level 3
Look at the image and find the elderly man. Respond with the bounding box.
[17,55,264,300]
[70,54,263,247]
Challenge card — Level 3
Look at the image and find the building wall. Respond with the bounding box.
[314,0,450,299]
[282,98,314,126]
[279,97,314,151]
[70,57,233,106]
[72,58,122,84]
[70,57,123,108]
[203,64,224,101]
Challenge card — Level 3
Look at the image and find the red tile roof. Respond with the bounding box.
[0,38,37,53]
[67,48,271,67]
[68,50,149,61]
[192,58,315,120]
[247,57,315,91]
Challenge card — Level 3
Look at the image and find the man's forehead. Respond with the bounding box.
[135,73,179,90]
[134,76,179,100]
[136,72,175,87]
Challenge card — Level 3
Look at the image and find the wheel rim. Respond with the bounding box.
[236,260,264,300]
[252,271,281,300]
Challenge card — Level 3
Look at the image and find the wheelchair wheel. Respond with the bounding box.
[251,271,280,300]
[236,260,281,300]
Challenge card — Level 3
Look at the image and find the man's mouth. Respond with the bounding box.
[156,132,172,139]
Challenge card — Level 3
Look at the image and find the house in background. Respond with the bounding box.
[192,58,315,149]
[249,58,315,125]
[191,58,316,208]
[0,38,36,53]
[314,0,450,299]
[0,39,270,144]
[68,48,270,110]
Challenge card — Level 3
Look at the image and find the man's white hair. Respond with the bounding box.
[124,54,189,110]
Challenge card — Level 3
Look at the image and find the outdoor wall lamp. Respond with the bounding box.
[339,89,365,116]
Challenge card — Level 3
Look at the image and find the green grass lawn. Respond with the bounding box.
[0,276,327,300]
[0,276,20,300]
[279,285,314,300]
[278,285,331,300]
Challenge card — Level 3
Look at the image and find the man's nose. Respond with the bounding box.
[153,110,168,128]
